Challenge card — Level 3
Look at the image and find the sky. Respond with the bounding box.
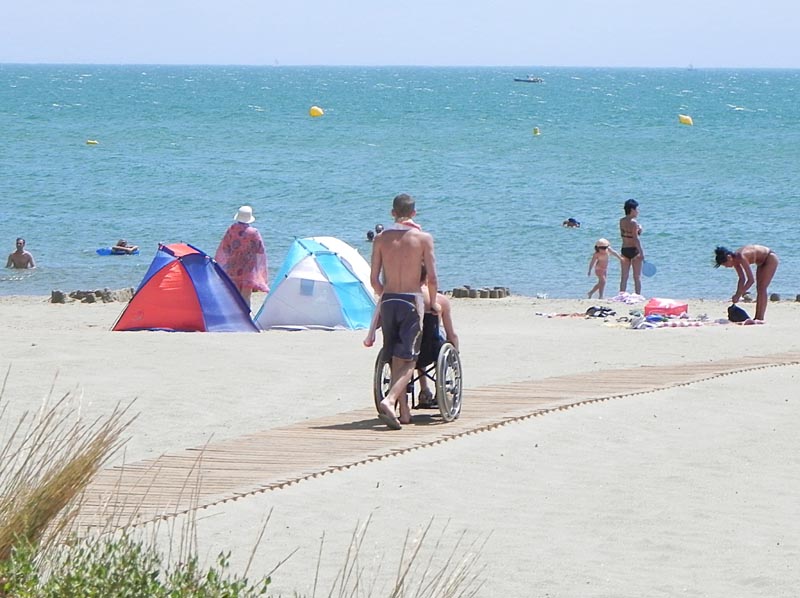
[2,0,799,68]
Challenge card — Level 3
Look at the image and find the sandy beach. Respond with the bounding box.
[1,293,799,596]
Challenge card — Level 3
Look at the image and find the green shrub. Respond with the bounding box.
[0,533,270,597]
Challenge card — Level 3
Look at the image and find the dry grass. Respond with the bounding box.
[0,368,486,596]
[315,516,488,598]
[0,367,134,560]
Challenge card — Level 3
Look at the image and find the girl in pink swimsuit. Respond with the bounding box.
[588,238,622,299]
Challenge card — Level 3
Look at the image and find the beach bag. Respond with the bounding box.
[585,306,616,318]
[727,304,750,323]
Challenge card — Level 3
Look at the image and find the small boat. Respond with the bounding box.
[514,75,543,83]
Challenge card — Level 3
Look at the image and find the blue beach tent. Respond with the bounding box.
[254,237,376,330]
[113,243,259,332]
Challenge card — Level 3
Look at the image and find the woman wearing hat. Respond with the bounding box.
[215,205,269,309]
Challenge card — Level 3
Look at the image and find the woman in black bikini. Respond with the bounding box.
[619,198,644,295]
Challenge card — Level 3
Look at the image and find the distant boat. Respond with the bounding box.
[514,75,543,83]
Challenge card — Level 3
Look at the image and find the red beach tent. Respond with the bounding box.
[112,243,259,332]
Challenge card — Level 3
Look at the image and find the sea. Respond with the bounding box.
[1,65,799,300]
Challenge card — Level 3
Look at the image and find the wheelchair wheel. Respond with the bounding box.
[435,342,462,422]
[373,349,392,415]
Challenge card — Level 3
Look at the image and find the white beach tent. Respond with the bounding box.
[309,236,374,296]
[254,236,376,330]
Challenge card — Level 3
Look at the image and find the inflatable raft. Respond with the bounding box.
[96,247,139,256]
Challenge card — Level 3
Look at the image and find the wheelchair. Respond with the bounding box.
[372,340,463,423]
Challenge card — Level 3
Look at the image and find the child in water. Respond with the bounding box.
[588,238,621,299]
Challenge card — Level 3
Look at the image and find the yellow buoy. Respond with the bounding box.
[309,106,324,117]
[532,127,541,136]
[86,139,99,145]
[678,114,693,126]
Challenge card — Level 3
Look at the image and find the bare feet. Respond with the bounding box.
[743,319,765,325]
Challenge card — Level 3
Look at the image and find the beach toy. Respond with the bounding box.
[309,105,324,117]
[642,260,657,277]
[86,139,99,145]
[96,247,139,256]
[678,114,693,126]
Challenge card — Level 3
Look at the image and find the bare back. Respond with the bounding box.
[370,228,437,297]
[619,216,641,248]
[738,244,772,266]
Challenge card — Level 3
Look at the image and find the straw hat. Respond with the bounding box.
[233,205,255,224]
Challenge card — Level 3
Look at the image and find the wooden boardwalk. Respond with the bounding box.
[75,352,800,531]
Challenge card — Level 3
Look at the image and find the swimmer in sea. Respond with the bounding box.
[111,239,139,255]
[6,238,36,269]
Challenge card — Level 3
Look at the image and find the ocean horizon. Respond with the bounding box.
[2,65,798,301]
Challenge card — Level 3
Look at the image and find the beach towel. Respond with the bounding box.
[215,222,269,293]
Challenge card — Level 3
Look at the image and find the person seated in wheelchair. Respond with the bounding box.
[414,265,459,408]
[363,264,459,406]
